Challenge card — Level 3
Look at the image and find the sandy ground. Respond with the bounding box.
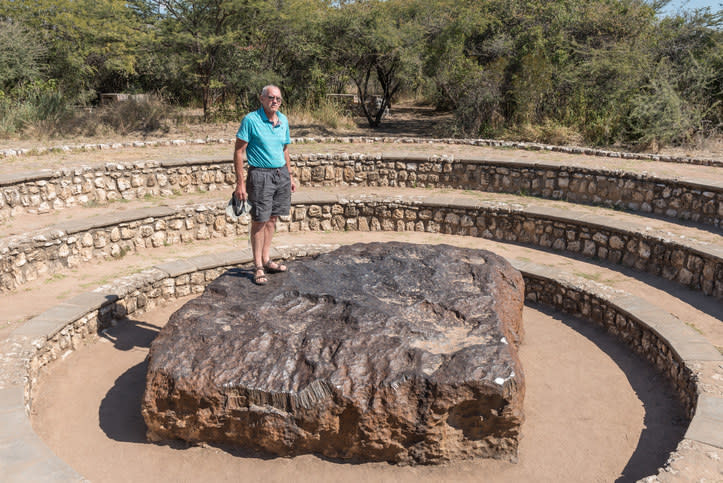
[23,232,700,483]
[31,292,686,483]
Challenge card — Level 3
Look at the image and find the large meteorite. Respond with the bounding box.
[142,242,525,464]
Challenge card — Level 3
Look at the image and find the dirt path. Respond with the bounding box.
[2,103,720,159]
[0,104,720,178]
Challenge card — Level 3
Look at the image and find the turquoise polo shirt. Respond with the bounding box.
[236,108,290,168]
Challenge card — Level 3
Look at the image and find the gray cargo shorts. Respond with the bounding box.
[246,165,291,222]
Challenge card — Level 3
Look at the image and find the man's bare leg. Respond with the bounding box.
[261,216,277,265]
[250,220,268,284]
[251,217,278,276]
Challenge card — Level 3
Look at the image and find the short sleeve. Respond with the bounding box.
[236,115,251,142]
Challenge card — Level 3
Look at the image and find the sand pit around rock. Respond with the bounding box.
[31,293,686,482]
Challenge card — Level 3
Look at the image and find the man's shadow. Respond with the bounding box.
[97,317,163,443]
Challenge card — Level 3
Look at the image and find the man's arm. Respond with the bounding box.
[234,138,248,199]
[284,144,296,193]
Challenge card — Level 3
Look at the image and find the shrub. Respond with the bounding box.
[623,76,700,149]
[96,96,173,135]
[0,80,73,136]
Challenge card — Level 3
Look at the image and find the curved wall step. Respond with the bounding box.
[2,135,720,167]
[1,154,720,227]
[2,193,721,297]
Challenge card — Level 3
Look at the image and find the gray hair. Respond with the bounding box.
[261,85,281,97]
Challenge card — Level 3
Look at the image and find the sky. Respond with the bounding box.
[659,0,722,16]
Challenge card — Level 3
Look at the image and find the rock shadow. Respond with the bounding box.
[100,318,161,351]
[97,295,686,475]
[530,303,687,483]
[99,357,277,459]
[99,359,149,443]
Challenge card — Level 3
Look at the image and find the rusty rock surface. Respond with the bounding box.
[142,242,526,464]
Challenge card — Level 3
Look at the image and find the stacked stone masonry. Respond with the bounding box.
[1,197,721,298]
[1,137,720,480]
[1,155,721,227]
[5,245,719,481]
[523,274,696,415]
[17,249,702,413]
[24,265,229,408]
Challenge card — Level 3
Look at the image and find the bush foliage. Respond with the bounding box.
[0,0,720,148]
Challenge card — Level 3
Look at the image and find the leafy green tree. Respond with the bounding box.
[643,8,723,145]
[420,0,511,135]
[0,0,720,147]
[0,20,68,135]
[147,0,269,120]
[0,20,46,93]
[0,0,149,100]
[251,0,330,104]
[325,0,424,127]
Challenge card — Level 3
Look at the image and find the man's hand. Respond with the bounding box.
[290,176,297,193]
[235,182,247,201]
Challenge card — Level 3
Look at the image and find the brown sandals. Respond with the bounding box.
[253,260,286,285]
[253,266,268,285]
[263,260,287,273]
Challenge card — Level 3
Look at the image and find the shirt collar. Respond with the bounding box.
[258,107,281,126]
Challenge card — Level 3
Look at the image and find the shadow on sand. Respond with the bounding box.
[531,304,687,483]
[99,319,160,444]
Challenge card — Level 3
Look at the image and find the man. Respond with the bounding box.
[234,85,296,285]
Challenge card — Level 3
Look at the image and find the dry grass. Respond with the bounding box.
[285,98,357,134]
[506,121,585,146]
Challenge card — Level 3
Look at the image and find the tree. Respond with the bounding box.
[420,0,510,135]
[251,0,330,104]
[0,20,46,93]
[645,8,723,144]
[148,0,268,120]
[0,0,149,100]
[325,0,423,127]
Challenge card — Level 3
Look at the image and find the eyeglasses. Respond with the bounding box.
[265,95,282,103]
